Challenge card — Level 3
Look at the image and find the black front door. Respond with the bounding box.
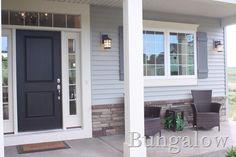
[17,30,62,132]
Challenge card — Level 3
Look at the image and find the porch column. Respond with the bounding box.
[0,10,5,157]
[123,0,146,157]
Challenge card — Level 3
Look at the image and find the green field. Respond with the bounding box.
[228,67,236,121]
[228,67,236,84]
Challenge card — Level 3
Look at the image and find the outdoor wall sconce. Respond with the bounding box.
[101,34,112,49]
[214,40,224,52]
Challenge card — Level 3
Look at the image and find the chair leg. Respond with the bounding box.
[159,131,161,137]
[218,125,220,132]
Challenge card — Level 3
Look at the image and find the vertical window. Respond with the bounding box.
[63,32,81,128]
[170,32,195,76]
[25,12,38,26]
[2,36,9,120]
[143,31,165,76]
[2,10,9,25]
[67,15,81,28]
[53,14,66,27]
[68,39,77,115]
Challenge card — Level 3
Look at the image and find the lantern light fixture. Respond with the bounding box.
[214,40,224,52]
[101,34,112,49]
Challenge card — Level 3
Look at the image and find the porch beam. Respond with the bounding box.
[123,0,146,157]
[0,7,5,157]
[221,15,236,27]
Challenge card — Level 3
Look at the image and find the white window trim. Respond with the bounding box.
[143,20,199,87]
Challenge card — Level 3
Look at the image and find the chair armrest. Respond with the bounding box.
[210,102,221,112]
[191,103,198,113]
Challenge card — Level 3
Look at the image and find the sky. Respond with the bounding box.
[1,37,7,52]
[226,25,236,67]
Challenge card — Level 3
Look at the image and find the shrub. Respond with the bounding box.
[226,147,236,157]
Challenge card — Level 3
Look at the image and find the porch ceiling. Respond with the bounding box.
[47,0,236,18]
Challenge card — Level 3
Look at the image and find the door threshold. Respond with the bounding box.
[5,128,83,137]
[4,127,89,146]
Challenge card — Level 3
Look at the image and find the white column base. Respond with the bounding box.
[123,142,147,157]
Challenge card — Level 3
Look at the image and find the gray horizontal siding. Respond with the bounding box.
[91,6,226,105]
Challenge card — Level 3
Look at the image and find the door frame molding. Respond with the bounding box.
[3,4,92,146]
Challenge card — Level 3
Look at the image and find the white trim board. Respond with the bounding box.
[143,20,199,31]
[0,6,5,157]
[4,128,90,146]
[3,3,92,146]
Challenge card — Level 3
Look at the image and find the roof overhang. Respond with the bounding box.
[4,0,236,26]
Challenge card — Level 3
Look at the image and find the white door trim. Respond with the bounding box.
[3,4,92,146]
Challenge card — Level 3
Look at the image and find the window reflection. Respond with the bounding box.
[67,15,81,28]
[10,11,25,25]
[3,10,81,28]
[53,14,66,27]
[2,10,9,24]
[25,12,38,26]
[39,13,52,27]
[2,36,9,120]
[143,31,165,76]
[68,38,77,115]
[170,32,195,76]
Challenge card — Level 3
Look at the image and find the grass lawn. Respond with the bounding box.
[228,67,236,84]
[228,92,236,121]
[228,67,236,121]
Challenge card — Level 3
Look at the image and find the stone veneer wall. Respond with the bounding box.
[92,97,226,137]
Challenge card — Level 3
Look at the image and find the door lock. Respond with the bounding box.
[57,78,61,83]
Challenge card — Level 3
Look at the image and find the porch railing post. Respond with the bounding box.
[123,0,146,157]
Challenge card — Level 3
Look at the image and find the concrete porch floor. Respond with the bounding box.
[5,121,236,157]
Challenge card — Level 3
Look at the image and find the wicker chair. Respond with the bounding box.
[144,107,161,137]
[191,90,221,131]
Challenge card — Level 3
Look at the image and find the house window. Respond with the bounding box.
[2,10,81,29]
[63,32,82,128]
[143,20,198,87]
[68,39,77,115]
[143,31,165,76]
[2,36,9,120]
[170,32,195,76]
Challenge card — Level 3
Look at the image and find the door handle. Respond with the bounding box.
[57,78,61,83]
[57,80,61,100]
[57,85,61,95]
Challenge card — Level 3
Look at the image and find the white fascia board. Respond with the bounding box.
[144,20,199,32]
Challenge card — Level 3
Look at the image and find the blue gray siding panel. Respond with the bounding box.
[91,6,226,105]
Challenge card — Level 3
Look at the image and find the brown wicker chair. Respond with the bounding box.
[144,107,161,137]
[191,90,221,131]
